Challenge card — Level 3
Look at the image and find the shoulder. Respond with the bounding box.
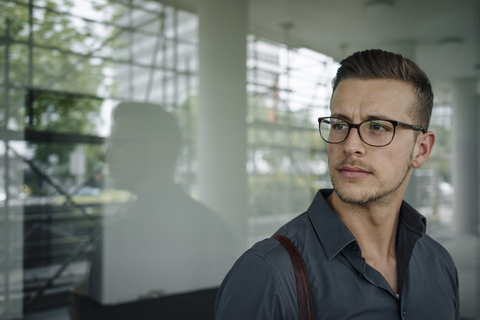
[226,238,292,278]
[215,215,312,320]
[416,234,456,269]
[274,212,311,240]
[215,240,297,320]
[404,234,460,318]
[411,233,459,291]
[220,229,301,291]
[245,211,311,261]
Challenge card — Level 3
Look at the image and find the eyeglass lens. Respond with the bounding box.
[319,118,395,146]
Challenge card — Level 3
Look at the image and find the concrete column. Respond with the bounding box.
[197,0,248,251]
[2,19,23,319]
[452,78,478,235]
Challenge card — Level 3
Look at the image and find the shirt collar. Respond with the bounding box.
[399,200,427,235]
[307,189,357,260]
[307,189,427,260]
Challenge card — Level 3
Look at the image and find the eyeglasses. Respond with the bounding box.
[317,117,426,147]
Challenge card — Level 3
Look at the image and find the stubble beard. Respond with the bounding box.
[329,153,414,207]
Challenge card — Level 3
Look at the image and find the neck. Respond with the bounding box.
[327,190,402,260]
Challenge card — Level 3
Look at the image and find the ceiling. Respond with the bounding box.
[175,0,480,91]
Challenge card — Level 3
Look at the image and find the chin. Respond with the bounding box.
[332,177,405,206]
[337,191,378,206]
[334,185,373,205]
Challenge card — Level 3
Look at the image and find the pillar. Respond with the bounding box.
[2,19,24,319]
[452,78,478,235]
[197,0,248,251]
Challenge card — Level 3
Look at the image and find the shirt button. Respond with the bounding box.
[357,273,363,278]
[353,246,358,251]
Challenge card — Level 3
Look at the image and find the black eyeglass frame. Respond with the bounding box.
[317,116,426,147]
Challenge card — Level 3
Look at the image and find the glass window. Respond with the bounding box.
[1,1,201,318]
[246,36,338,245]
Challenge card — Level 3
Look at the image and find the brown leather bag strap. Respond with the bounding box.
[272,235,316,320]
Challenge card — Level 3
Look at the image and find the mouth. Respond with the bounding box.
[337,165,372,179]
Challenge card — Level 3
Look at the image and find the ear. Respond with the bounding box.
[411,131,435,168]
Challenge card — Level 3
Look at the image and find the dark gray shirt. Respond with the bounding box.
[215,189,459,320]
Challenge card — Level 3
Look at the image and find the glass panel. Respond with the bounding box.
[0,1,200,318]
[247,36,338,244]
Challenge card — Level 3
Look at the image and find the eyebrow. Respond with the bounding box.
[331,113,396,122]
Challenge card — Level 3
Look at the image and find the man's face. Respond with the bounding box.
[328,78,419,206]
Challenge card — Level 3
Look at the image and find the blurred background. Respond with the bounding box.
[0,0,478,319]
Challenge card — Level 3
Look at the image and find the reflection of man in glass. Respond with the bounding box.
[88,102,236,311]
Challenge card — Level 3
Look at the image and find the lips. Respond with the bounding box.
[337,165,371,179]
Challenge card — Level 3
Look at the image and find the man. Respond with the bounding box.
[215,49,459,319]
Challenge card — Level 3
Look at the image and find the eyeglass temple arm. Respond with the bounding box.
[397,121,426,133]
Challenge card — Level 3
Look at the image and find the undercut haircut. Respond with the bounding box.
[332,49,434,131]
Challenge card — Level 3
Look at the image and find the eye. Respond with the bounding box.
[332,122,348,130]
[368,120,391,131]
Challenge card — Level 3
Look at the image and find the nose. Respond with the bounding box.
[342,128,366,156]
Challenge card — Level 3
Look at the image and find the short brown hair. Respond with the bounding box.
[332,49,433,130]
